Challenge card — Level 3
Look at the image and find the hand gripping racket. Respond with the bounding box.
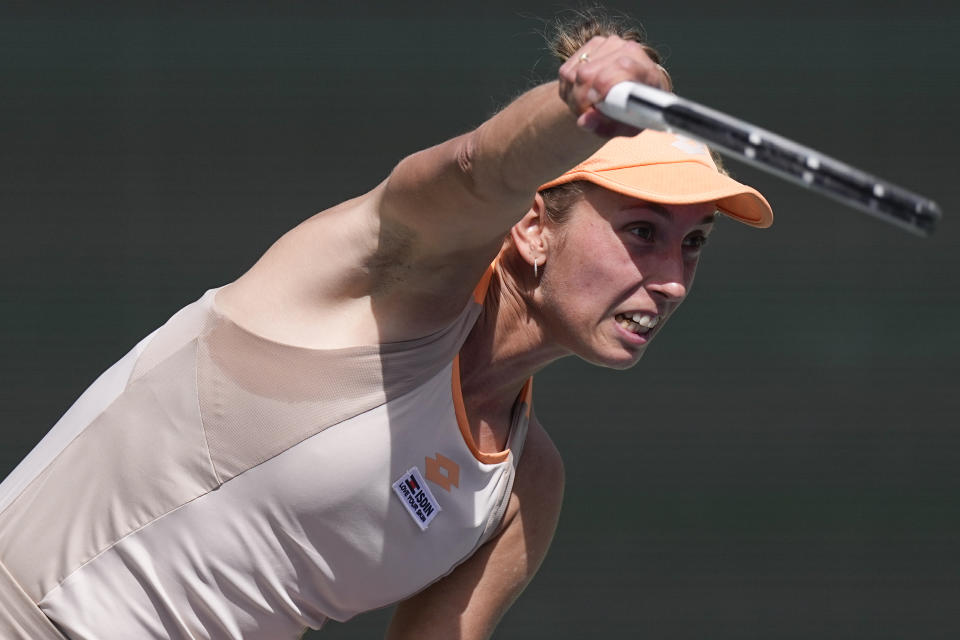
[598,82,942,237]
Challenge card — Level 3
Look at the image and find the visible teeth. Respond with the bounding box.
[629,312,659,328]
[616,313,658,334]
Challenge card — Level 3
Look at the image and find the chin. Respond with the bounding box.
[580,347,647,370]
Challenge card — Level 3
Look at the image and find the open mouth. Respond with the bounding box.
[615,312,660,335]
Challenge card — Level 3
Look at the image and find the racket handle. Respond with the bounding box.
[596,82,676,131]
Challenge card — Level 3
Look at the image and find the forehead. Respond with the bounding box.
[578,186,717,226]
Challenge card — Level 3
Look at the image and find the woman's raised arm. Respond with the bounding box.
[216,35,669,347]
[379,35,668,255]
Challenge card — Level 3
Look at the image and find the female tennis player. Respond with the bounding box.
[0,12,771,640]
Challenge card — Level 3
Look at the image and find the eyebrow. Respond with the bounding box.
[627,202,716,226]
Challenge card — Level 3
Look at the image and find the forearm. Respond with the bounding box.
[382,80,599,247]
[462,33,669,204]
[381,35,664,253]
[463,80,605,202]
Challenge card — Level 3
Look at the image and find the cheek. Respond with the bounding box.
[684,257,702,289]
[540,252,611,323]
[562,231,633,284]
[541,220,637,316]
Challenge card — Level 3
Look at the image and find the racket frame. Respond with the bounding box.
[597,82,942,237]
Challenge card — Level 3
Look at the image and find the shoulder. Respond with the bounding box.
[501,414,564,537]
[518,415,564,494]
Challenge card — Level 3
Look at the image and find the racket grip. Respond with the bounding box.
[596,82,677,131]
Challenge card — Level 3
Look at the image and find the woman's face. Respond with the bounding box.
[537,186,716,369]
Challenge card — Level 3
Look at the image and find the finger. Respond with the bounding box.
[561,38,662,112]
[558,35,635,95]
[579,34,632,61]
[576,107,642,138]
[593,51,664,96]
[656,63,673,92]
[559,35,623,89]
[558,35,610,79]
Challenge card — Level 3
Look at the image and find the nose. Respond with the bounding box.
[649,279,686,302]
[644,246,688,302]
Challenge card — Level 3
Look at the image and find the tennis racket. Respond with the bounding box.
[598,82,942,237]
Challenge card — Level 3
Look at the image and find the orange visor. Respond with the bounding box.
[539,129,773,228]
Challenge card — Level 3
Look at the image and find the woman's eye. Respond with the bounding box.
[683,234,709,250]
[629,224,654,241]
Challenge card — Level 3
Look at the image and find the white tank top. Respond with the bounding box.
[0,271,531,639]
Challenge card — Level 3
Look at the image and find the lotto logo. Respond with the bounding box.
[425,453,460,492]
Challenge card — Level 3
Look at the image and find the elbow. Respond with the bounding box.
[455,127,530,205]
[454,130,483,200]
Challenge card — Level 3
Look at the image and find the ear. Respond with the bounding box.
[510,193,550,270]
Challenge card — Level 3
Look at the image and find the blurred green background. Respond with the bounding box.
[1,1,957,638]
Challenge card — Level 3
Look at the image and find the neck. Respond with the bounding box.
[458,246,568,410]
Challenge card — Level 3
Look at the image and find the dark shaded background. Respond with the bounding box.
[2,2,957,638]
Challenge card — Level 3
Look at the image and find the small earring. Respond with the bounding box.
[533,259,537,278]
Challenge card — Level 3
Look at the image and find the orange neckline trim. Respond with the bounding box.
[453,258,534,464]
[472,258,497,304]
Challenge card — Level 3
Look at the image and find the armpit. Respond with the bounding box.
[364,214,418,296]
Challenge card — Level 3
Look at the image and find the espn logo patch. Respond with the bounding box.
[392,467,441,530]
